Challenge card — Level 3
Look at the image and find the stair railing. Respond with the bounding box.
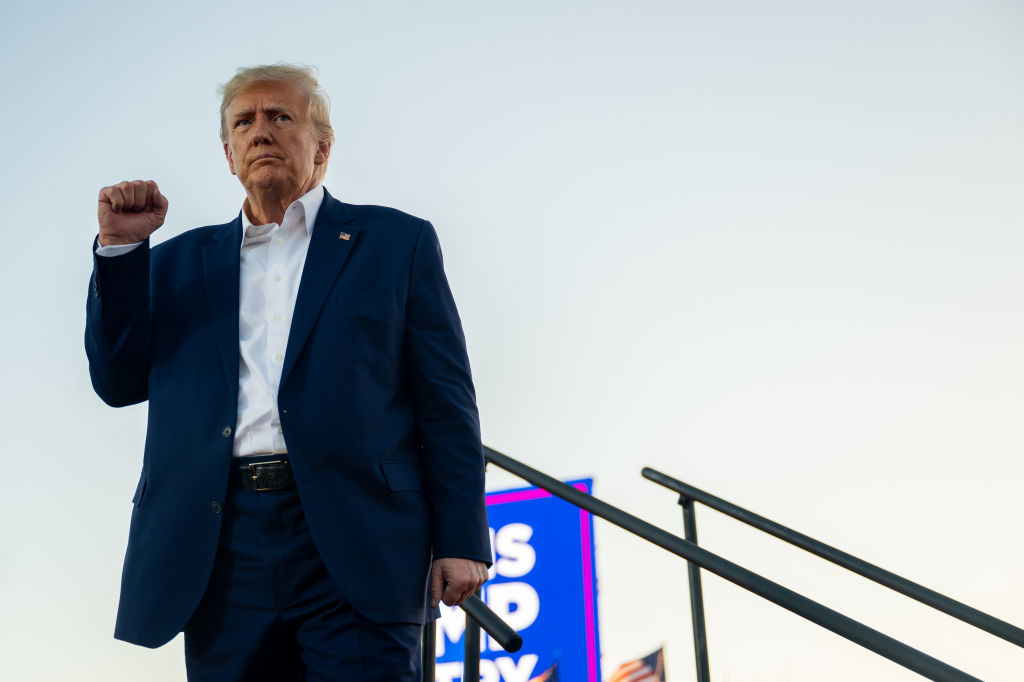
[479,445,1022,682]
[641,467,1024,682]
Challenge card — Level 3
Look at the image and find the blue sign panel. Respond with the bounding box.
[433,479,601,682]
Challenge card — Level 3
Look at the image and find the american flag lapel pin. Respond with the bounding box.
[338,231,351,240]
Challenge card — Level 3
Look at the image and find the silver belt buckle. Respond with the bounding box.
[248,459,287,492]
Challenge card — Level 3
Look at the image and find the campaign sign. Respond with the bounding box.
[433,479,601,682]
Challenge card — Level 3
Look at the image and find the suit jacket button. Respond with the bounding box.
[221,427,233,438]
[210,501,223,514]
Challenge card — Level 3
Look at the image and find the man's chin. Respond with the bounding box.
[242,172,294,194]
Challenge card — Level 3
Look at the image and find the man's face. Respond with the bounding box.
[223,80,329,199]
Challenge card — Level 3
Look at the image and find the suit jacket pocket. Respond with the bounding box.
[131,475,148,506]
[380,460,424,492]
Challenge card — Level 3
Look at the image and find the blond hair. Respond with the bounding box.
[217,63,335,147]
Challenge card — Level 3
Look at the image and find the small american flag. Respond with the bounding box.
[607,647,665,682]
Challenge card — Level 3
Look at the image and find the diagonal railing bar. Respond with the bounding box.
[464,592,481,682]
[642,467,1024,649]
[484,446,982,682]
[421,593,522,681]
[463,593,523,653]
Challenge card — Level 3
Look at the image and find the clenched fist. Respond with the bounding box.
[98,180,169,246]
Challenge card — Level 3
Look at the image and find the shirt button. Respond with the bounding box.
[221,426,233,438]
[274,353,284,363]
[210,501,223,514]
[273,315,282,323]
[274,275,282,282]
[275,238,283,245]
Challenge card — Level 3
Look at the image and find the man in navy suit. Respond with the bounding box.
[86,64,490,681]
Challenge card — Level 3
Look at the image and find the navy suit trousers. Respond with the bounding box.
[183,480,422,682]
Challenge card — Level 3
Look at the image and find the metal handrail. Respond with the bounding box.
[463,593,523,652]
[422,594,523,682]
[642,467,1024,648]
[483,445,982,682]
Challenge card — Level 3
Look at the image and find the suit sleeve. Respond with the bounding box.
[84,237,152,407]
[404,221,491,565]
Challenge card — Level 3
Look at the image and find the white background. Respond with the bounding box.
[1,1,1022,680]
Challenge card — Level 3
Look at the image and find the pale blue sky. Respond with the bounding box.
[2,1,1023,680]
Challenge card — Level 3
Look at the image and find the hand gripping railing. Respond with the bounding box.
[421,593,523,682]
[483,445,986,682]
[642,467,1024,682]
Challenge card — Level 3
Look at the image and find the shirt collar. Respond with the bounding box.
[239,184,325,248]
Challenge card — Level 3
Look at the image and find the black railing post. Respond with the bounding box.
[463,589,482,681]
[422,620,436,682]
[680,494,712,682]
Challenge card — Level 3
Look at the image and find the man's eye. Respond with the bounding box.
[275,114,291,122]
[235,119,251,128]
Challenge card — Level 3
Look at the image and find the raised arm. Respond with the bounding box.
[85,180,169,406]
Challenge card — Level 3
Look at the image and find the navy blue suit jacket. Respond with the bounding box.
[85,190,490,648]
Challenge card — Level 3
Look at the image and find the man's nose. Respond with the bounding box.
[250,115,274,144]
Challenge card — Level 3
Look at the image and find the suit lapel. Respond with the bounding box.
[282,191,360,382]
[202,218,243,388]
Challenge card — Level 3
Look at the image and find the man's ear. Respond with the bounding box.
[314,139,330,166]
[224,142,237,176]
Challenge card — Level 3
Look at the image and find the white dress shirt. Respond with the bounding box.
[233,185,323,457]
[95,185,325,458]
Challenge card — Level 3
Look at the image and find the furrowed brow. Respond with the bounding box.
[264,102,297,118]
[230,102,296,122]
[230,106,256,123]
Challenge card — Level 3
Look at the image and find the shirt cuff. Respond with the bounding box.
[95,240,143,257]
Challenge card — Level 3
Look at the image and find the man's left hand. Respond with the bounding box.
[429,558,488,608]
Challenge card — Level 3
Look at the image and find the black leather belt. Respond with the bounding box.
[236,458,295,491]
